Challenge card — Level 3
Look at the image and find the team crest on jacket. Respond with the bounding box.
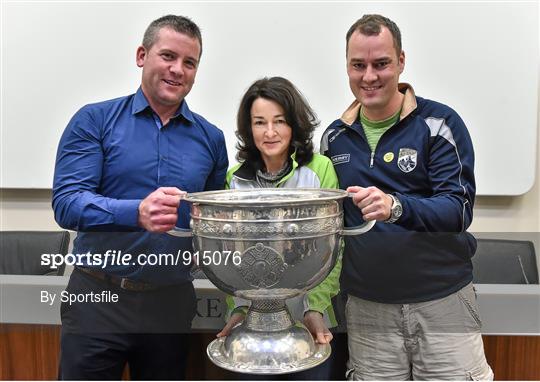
[397,148,417,173]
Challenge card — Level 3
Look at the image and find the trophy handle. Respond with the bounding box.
[341,219,375,235]
[167,193,193,237]
[167,227,193,237]
[341,191,376,235]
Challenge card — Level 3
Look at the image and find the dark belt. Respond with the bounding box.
[76,267,158,292]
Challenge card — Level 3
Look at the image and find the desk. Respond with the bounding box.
[1,275,539,380]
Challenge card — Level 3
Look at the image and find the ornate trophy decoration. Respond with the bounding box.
[169,188,374,374]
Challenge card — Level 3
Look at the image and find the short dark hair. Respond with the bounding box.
[346,14,402,56]
[142,15,202,56]
[236,77,319,170]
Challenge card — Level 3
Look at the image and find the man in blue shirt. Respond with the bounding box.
[53,15,228,380]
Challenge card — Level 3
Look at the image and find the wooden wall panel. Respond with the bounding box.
[1,324,539,380]
[0,324,60,380]
[483,335,540,380]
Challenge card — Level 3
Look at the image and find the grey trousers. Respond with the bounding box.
[345,283,494,380]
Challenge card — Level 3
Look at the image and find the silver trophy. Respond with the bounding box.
[169,188,374,374]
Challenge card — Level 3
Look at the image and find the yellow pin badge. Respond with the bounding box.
[383,152,394,163]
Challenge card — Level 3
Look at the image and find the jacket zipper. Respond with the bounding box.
[367,117,405,169]
[348,117,403,170]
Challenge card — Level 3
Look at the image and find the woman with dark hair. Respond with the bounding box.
[217,77,341,380]
[232,76,319,180]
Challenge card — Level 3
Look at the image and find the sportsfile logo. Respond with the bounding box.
[331,153,350,165]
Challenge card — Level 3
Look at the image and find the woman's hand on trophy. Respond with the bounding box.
[216,312,245,338]
[303,311,333,344]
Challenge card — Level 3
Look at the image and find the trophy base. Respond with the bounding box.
[206,326,331,375]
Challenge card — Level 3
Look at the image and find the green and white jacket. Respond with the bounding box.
[225,153,342,328]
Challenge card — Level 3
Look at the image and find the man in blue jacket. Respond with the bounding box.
[321,14,493,380]
[52,15,228,380]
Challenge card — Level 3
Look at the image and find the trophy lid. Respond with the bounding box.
[183,188,347,205]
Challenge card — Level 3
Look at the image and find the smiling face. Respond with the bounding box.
[250,97,292,173]
[346,26,405,120]
[136,27,200,118]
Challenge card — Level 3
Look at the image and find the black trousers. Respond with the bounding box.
[59,268,196,380]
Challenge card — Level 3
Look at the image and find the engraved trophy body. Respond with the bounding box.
[169,188,374,374]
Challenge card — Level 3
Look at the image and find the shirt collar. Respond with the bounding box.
[339,83,417,127]
[233,151,299,182]
[132,87,196,124]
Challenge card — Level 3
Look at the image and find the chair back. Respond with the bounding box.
[0,231,70,275]
[472,239,538,284]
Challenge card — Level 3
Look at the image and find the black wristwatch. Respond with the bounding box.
[385,194,403,224]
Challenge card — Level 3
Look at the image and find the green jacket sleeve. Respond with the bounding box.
[224,294,248,320]
[305,154,339,189]
[225,163,243,190]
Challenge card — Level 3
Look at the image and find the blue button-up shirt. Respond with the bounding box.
[53,88,228,284]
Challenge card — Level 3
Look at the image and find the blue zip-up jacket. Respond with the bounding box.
[321,84,477,303]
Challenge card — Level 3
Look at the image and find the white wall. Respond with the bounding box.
[1,1,538,195]
[1,2,539,275]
